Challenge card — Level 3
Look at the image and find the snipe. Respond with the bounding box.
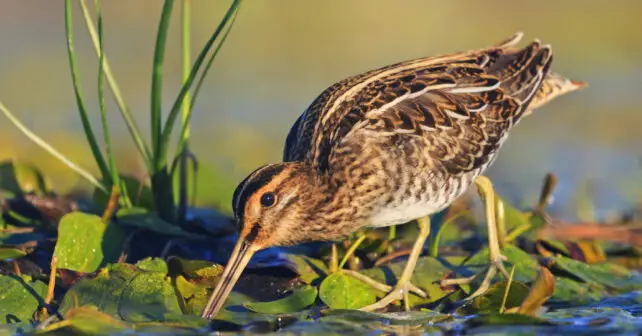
[201,32,585,319]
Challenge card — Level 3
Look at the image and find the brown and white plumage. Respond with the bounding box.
[202,32,585,319]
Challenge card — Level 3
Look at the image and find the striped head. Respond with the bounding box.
[231,162,315,249]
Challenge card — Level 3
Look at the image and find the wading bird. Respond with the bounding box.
[201,32,585,319]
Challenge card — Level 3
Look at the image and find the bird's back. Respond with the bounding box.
[283,32,584,177]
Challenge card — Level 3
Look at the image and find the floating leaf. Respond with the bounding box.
[167,255,223,283]
[518,267,555,316]
[282,254,329,284]
[136,257,168,273]
[116,207,206,239]
[119,268,182,322]
[550,277,604,303]
[462,280,530,314]
[319,272,376,309]
[360,256,455,306]
[0,274,47,323]
[244,285,318,314]
[42,306,128,335]
[0,247,26,261]
[550,255,642,291]
[464,244,539,284]
[53,212,125,273]
[465,313,552,328]
[59,261,182,322]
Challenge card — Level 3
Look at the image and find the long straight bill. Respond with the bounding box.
[201,239,256,320]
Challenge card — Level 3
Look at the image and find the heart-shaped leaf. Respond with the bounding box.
[319,272,376,309]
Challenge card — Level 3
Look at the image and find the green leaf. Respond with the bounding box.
[0,161,49,196]
[244,285,317,314]
[550,277,604,303]
[116,207,206,239]
[119,268,182,322]
[464,244,539,284]
[319,272,376,309]
[360,256,456,306]
[465,313,552,328]
[282,254,329,284]
[53,212,125,273]
[43,306,128,335]
[551,255,642,291]
[0,274,47,323]
[0,248,27,261]
[461,280,530,314]
[59,261,183,322]
[136,257,168,273]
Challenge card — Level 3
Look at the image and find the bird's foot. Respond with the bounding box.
[440,253,509,300]
[341,270,427,311]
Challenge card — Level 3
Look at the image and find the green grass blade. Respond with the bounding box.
[158,0,242,171]
[177,0,192,225]
[151,0,175,170]
[77,0,153,171]
[173,0,242,164]
[96,0,127,205]
[0,101,107,193]
[64,0,110,182]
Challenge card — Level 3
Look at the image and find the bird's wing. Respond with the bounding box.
[285,33,578,174]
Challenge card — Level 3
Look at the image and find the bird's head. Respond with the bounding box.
[201,162,317,319]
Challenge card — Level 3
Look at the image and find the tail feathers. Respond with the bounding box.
[523,72,587,115]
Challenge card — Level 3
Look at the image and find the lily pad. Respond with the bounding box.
[282,254,329,284]
[319,272,376,309]
[464,244,539,283]
[462,280,530,314]
[0,274,47,323]
[244,285,318,314]
[59,260,182,322]
[42,306,128,335]
[550,277,604,304]
[550,255,642,291]
[0,247,26,261]
[360,256,455,306]
[53,212,125,273]
[116,207,206,239]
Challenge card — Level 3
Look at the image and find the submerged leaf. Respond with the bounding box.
[0,247,27,261]
[53,212,125,273]
[244,285,318,314]
[319,272,376,309]
[551,255,642,291]
[0,274,47,323]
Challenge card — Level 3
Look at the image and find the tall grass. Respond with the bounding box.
[0,0,244,225]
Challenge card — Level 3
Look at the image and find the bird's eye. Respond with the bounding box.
[260,192,276,207]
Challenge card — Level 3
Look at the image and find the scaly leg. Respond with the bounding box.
[441,176,510,299]
[358,216,431,311]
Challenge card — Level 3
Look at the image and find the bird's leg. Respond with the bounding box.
[358,216,431,312]
[440,176,510,299]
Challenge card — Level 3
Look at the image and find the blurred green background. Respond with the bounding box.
[0,1,640,219]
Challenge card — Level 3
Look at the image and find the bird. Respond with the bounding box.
[201,32,585,319]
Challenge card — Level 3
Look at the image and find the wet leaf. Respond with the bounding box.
[550,277,604,303]
[282,254,329,284]
[119,268,182,322]
[319,272,376,309]
[53,212,125,273]
[0,247,26,260]
[0,274,47,323]
[551,255,642,291]
[59,261,182,322]
[464,244,539,283]
[136,257,168,273]
[42,306,128,335]
[167,255,223,283]
[116,207,206,239]
[244,285,318,314]
[462,280,530,314]
[466,313,552,328]
[360,256,454,306]
[518,267,555,316]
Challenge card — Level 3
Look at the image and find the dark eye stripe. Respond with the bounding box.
[232,163,287,222]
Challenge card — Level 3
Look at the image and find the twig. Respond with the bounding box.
[12,260,22,276]
[374,248,412,267]
[41,256,58,318]
[536,173,558,214]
